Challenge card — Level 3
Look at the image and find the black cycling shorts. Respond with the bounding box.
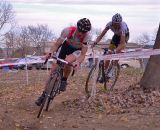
[111,32,129,47]
[58,41,80,60]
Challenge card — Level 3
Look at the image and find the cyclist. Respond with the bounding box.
[35,18,92,106]
[94,13,129,81]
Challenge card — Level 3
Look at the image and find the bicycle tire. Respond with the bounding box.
[45,73,61,111]
[85,65,97,98]
[105,62,120,91]
[85,64,105,98]
[37,72,59,118]
[37,93,48,118]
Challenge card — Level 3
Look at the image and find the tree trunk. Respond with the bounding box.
[140,23,160,90]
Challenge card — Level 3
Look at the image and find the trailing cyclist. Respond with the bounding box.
[35,18,92,106]
[94,13,130,82]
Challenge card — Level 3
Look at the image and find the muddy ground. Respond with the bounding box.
[0,68,160,130]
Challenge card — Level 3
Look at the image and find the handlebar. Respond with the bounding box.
[44,53,74,67]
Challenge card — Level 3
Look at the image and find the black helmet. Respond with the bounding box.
[77,18,91,33]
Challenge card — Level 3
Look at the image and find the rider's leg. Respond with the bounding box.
[104,60,110,70]
[60,54,76,91]
[99,43,115,83]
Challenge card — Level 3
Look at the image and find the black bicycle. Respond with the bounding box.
[85,47,120,98]
[37,55,74,118]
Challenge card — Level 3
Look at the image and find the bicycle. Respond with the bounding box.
[37,55,74,118]
[85,46,120,98]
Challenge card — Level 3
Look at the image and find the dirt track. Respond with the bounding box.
[0,68,160,130]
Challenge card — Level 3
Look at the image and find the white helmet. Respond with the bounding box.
[112,13,122,23]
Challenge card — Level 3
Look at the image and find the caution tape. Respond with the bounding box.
[1,49,160,67]
[0,59,54,68]
[100,49,160,60]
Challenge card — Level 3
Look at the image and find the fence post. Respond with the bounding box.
[25,55,29,85]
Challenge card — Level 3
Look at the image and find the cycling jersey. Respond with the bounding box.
[106,21,129,36]
[58,26,91,61]
[60,26,91,49]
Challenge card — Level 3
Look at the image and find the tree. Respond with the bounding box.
[18,28,31,57]
[136,33,151,47]
[140,24,160,90]
[21,25,55,55]
[0,47,4,58]
[4,31,16,57]
[0,0,15,41]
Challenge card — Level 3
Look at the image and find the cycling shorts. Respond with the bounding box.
[58,41,81,60]
[110,32,129,47]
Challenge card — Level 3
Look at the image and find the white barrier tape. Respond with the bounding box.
[1,49,160,67]
[0,57,55,67]
[100,49,160,60]
[86,49,150,59]
[0,60,44,67]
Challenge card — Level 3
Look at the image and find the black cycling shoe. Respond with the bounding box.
[35,91,46,106]
[59,80,67,92]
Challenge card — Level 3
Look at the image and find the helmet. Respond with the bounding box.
[112,13,122,23]
[77,18,91,33]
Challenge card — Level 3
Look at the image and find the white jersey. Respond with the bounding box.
[106,21,129,36]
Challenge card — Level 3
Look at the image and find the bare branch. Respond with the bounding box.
[0,0,15,40]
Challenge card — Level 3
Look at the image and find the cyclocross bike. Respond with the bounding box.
[85,46,120,98]
[37,55,74,118]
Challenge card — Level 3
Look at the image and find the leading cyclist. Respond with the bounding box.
[35,18,92,106]
[94,13,129,81]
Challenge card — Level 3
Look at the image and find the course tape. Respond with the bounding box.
[1,49,160,67]
[0,58,54,68]
[100,49,160,60]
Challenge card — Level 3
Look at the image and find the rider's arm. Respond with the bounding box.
[76,45,88,64]
[49,38,64,54]
[49,28,68,54]
[95,27,109,44]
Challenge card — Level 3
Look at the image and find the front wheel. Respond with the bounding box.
[85,65,97,98]
[37,72,60,118]
[85,63,106,98]
[45,73,61,111]
[105,62,120,91]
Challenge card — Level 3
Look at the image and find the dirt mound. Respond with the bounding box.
[63,84,160,115]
